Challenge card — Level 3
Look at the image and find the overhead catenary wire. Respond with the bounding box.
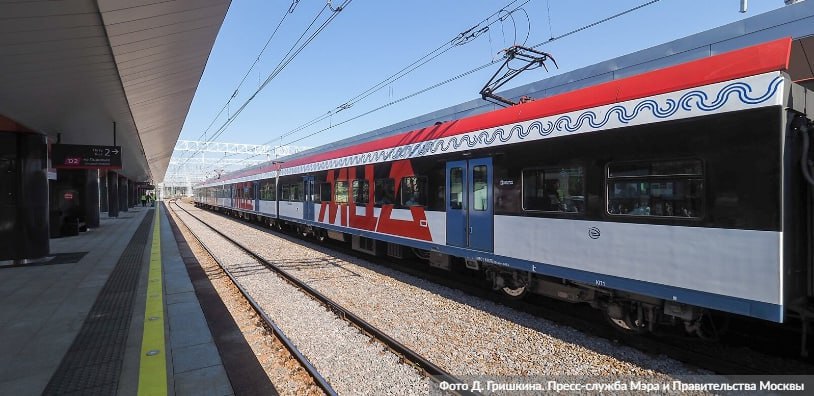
[546,0,554,40]
[203,3,339,162]
[176,1,351,176]
[213,0,532,166]
[171,0,301,171]
[503,6,531,47]
[534,0,660,47]
[340,0,530,110]
[255,0,532,149]
[195,0,301,144]
[280,61,499,148]
[204,1,345,145]
[172,0,351,177]
[260,0,662,156]
[237,60,500,163]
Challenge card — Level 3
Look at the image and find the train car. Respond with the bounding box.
[194,38,814,340]
[196,168,280,226]
[194,182,230,208]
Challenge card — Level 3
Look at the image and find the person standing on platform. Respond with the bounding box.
[141,192,147,207]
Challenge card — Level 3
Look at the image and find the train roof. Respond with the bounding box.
[200,1,814,186]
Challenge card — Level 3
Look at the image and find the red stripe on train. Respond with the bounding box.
[280,38,790,169]
[214,37,791,182]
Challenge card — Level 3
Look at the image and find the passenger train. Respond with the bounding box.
[194,38,814,340]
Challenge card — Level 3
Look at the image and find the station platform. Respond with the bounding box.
[0,203,265,395]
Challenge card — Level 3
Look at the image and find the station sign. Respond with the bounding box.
[52,144,122,170]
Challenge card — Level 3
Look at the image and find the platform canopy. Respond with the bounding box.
[0,0,230,183]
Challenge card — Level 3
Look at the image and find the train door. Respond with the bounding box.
[303,175,315,221]
[254,181,260,211]
[445,157,493,252]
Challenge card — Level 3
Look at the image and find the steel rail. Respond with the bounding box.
[189,200,814,376]
[168,200,338,396]
[171,200,472,395]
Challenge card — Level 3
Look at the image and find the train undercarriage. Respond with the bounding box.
[193,201,812,356]
[476,262,717,339]
[198,202,731,338]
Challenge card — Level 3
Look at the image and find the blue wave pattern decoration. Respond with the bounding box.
[282,75,783,176]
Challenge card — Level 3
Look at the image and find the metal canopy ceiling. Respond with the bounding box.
[0,0,230,183]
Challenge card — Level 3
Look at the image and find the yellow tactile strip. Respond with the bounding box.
[138,205,168,396]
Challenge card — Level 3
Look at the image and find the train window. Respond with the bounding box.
[522,167,584,213]
[335,181,348,203]
[473,165,488,211]
[374,178,395,206]
[449,168,463,209]
[290,183,303,201]
[400,176,427,207]
[319,183,331,202]
[352,179,370,205]
[608,160,702,178]
[606,159,703,218]
[260,180,276,201]
[281,184,290,201]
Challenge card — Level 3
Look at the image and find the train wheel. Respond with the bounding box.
[691,311,729,341]
[315,230,327,243]
[605,304,648,335]
[500,285,528,300]
[412,248,431,261]
[492,271,530,300]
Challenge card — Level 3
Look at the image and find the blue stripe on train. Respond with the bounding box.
[303,219,784,323]
[204,204,784,323]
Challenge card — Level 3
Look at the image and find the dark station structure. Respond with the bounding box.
[0,0,230,264]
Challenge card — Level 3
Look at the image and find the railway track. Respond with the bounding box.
[329,245,814,376]
[339,254,814,376]
[183,200,813,377]
[168,201,335,395]
[169,200,469,395]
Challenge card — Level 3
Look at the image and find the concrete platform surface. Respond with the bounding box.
[0,204,234,395]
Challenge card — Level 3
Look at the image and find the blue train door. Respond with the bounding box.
[303,175,315,222]
[446,157,493,252]
[446,160,467,248]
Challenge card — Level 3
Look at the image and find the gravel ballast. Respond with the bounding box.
[169,207,323,395]
[180,202,701,380]
[174,206,428,395]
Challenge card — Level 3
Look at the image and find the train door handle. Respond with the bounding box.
[469,226,473,234]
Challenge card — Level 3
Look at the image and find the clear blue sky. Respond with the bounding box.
[177,0,785,154]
